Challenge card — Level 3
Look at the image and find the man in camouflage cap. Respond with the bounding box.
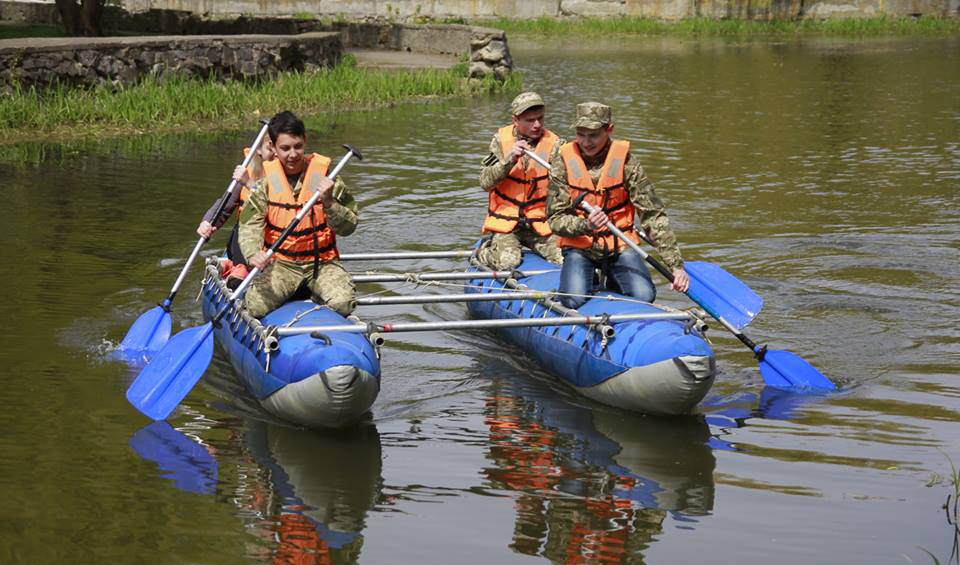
[546,102,690,309]
[476,91,564,270]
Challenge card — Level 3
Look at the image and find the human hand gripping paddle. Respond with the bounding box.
[116,120,272,360]
[525,149,835,391]
[126,145,363,421]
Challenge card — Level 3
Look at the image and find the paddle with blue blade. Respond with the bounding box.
[585,199,834,390]
[126,145,363,420]
[524,149,834,390]
[523,149,762,330]
[116,120,272,361]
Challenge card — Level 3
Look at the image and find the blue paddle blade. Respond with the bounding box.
[116,306,172,360]
[129,421,218,495]
[126,323,215,421]
[759,349,837,391]
[684,261,763,330]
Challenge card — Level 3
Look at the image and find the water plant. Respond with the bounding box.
[0,59,517,141]
[919,453,960,564]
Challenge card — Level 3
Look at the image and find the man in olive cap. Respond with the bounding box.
[547,102,689,309]
[476,91,564,270]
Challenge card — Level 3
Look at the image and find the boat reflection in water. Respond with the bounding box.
[239,420,383,565]
[130,417,383,565]
[479,371,716,563]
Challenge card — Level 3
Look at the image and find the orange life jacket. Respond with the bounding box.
[262,154,339,263]
[556,140,641,253]
[482,126,559,237]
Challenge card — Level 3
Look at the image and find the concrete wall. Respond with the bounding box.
[2,0,957,22]
[0,32,342,89]
[121,0,960,19]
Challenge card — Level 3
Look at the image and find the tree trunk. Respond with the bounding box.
[81,0,103,36]
[54,0,81,36]
[54,0,103,36]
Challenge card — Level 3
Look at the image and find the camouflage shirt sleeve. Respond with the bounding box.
[625,154,684,270]
[479,133,514,191]
[325,177,359,236]
[546,150,591,236]
[237,178,268,261]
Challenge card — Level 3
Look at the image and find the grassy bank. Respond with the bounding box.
[0,57,519,142]
[0,23,65,40]
[489,15,960,36]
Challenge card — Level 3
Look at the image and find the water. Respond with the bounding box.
[1,34,958,564]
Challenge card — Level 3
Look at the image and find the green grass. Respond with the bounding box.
[0,56,519,140]
[0,23,66,40]
[488,15,960,37]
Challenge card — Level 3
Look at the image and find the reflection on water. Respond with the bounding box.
[237,421,382,565]
[478,363,715,563]
[129,415,383,565]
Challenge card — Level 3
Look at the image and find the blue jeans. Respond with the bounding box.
[558,248,656,309]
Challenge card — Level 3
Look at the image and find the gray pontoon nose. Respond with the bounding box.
[262,365,380,429]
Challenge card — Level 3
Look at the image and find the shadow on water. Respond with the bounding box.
[129,416,384,565]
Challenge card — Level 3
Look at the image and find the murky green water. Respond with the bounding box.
[1,35,958,564]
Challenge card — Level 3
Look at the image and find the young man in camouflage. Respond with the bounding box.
[236,111,359,319]
[547,102,690,309]
[476,91,564,270]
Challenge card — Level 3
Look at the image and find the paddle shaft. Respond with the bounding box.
[165,121,271,305]
[523,149,771,353]
[224,146,360,321]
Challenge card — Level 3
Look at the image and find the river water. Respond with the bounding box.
[1,35,958,564]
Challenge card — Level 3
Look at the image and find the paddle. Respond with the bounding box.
[117,120,272,359]
[579,197,834,389]
[126,145,363,420]
[540,151,836,390]
[523,149,762,330]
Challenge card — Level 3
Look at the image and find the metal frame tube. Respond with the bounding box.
[275,312,692,336]
[356,291,549,306]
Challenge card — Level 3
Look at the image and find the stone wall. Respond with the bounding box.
[0,32,342,90]
[2,0,957,25]
[114,0,960,19]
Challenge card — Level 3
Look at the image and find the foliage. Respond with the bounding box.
[0,63,516,140]
[0,24,66,40]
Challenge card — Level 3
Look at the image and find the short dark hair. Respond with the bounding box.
[268,110,306,143]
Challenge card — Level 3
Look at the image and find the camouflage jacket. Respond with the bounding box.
[479,127,565,191]
[546,142,684,270]
[238,173,358,271]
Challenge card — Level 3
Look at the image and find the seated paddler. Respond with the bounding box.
[235,110,359,319]
[476,91,564,270]
[198,131,276,283]
[547,102,690,310]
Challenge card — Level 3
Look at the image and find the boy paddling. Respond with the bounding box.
[476,91,564,270]
[197,132,276,282]
[236,111,359,318]
[547,102,689,309]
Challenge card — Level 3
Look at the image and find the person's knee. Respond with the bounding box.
[636,285,656,303]
[327,297,356,317]
[243,295,269,319]
[559,293,587,309]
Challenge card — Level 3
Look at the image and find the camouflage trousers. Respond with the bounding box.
[243,259,356,318]
[476,229,564,271]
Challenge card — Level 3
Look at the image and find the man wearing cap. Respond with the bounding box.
[547,102,690,309]
[476,91,564,270]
